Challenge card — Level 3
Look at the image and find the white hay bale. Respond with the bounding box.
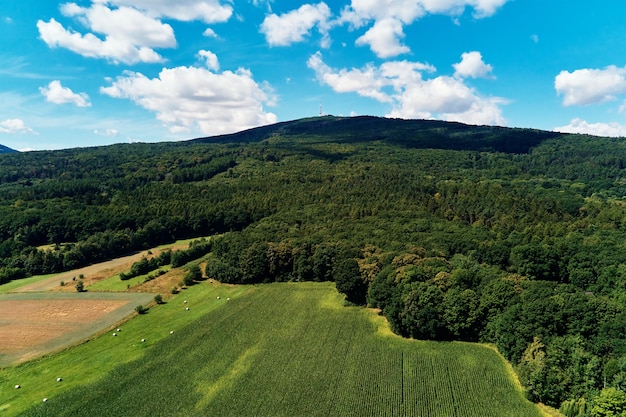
[227,298,230,301]
[43,398,48,402]
[56,378,62,382]
[112,333,117,337]
[216,296,220,300]
[141,338,146,342]
[117,328,121,332]
[170,330,174,334]
[184,300,188,303]
[186,307,189,310]
[14,385,20,389]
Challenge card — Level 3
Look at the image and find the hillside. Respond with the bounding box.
[1,116,626,413]
[0,144,16,153]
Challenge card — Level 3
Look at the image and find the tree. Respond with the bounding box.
[75,280,85,292]
[591,388,626,417]
[334,258,367,304]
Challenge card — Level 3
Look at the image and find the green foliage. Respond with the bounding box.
[592,388,626,417]
[334,258,367,304]
[75,280,84,292]
[4,116,626,408]
[135,305,148,314]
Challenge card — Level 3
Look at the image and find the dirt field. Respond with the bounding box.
[0,292,154,366]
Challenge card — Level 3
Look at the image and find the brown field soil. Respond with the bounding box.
[0,292,154,366]
[13,241,192,293]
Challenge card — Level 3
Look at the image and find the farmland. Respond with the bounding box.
[4,282,545,417]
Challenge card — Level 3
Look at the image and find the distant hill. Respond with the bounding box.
[194,115,563,154]
[0,144,16,153]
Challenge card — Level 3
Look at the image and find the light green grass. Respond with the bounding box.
[0,282,248,416]
[0,275,57,294]
[87,266,172,292]
[6,282,544,417]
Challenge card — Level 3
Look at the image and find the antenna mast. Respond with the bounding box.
[319,102,323,117]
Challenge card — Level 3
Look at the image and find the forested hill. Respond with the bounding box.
[3,116,626,412]
[196,115,563,153]
[0,144,16,153]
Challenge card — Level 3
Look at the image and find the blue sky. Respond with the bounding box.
[1,1,626,151]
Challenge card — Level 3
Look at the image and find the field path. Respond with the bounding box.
[11,241,191,293]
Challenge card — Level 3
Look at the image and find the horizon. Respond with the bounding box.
[2,1,626,151]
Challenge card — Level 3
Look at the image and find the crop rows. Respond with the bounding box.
[15,282,542,417]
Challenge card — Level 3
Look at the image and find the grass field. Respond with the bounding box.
[4,282,545,417]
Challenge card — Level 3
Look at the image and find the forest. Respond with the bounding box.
[2,115,626,415]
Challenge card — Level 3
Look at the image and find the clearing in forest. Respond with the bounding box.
[10,282,545,417]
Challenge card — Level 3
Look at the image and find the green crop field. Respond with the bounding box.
[4,282,544,417]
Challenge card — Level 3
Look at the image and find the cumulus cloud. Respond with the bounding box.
[203,28,218,38]
[260,3,332,47]
[198,50,219,71]
[40,80,91,107]
[339,0,510,58]
[0,119,37,134]
[355,18,410,58]
[554,118,626,137]
[37,2,174,65]
[100,62,277,135]
[100,0,233,23]
[307,51,505,126]
[555,66,626,106]
[453,51,493,79]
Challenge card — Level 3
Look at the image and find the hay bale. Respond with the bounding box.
[141,338,146,342]
[43,398,48,402]
[170,330,174,334]
[112,333,117,337]
[56,378,62,382]
[216,296,220,300]
[186,307,189,310]
[14,385,20,389]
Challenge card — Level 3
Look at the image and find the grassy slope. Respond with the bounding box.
[7,282,544,417]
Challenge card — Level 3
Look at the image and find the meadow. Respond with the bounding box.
[4,282,545,417]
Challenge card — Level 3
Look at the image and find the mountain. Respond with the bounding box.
[0,144,17,153]
[195,115,563,154]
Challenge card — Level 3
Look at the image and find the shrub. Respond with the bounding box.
[135,305,148,314]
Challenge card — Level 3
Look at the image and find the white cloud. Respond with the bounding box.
[203,28,218,38]
[37,16,167,65]
[198,50,219,71]
[100,0,233,23]
[307,52,506,126]
[554,118,626,137]
[339,0,510,58]
[0,119,37,135]
[40,80,91,107]
[355,18,410,58]
[100,62,277,135]
[260,3,332,47]
[555,66,626,106]
[453,51,493,79]
[94,128,119,136]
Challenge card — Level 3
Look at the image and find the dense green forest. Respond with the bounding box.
[3,115,626,415]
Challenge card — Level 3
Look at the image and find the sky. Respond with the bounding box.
[2,1,626,151]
